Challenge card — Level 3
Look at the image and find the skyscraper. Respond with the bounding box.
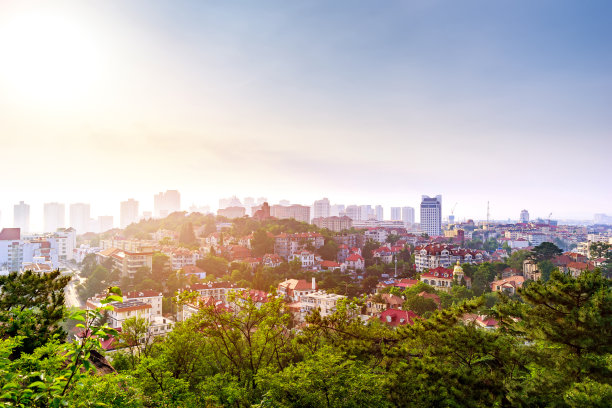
[520,209,529,223]
[360,205,372,221]
[13,201,30,233]
[98,216,114,233]
[402,207,415,225]
[330,204,345,217]
[420,196,441,236]
[345,205,361,221]
[43,202,65,232]
[375,205,383,221]
[69,203,91,234]
[120,199,139,228]
[313,198,331,219]
[390,207,402,221]
[154,190,181,218]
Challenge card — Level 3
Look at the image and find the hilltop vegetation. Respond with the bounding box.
[0,268,611,407]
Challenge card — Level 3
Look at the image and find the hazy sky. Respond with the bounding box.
[1,0,611,230]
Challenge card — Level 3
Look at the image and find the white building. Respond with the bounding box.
[290,250,315,268]
[43,202,65,233]
[313,198,331,219]
[124,290,164,317]
[391,207,402,221]
[13,201,30,234]
[120,199,139,229]
[402,207,415,225]
[330,204,345,217]
[519,209,529,223]
[420,196,442,236]
[154,190,181,218]
[375,205,383,221]
[69,203,91,234]
[345,205,361,221]
[98,216,114,233]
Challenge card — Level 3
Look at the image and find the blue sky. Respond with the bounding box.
[0,1,610,229]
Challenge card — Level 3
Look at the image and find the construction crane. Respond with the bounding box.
[548,212,553,225]
[449,202,458,224]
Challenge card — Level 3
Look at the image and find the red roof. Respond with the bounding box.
[183,265,205,274]
[320,260,341,268]
[0,228,20,240]
[346,253,364,262]
[124,290,162,298]
[380,309,418,327]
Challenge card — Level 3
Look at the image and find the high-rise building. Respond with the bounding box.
[402,207,415,225]
[13,201,30,233]
[360,205,373,221]
[420,196,442,236]
[313,198,331,219]
[98,216,114,233]
[270,204,310,223]
[120,199,139,228]
[520,209,529,223]
[43,202,65,233]
[375,205,383,221]
[219,196,241,210]
[390,207,402,221]
[345,205,361,221]
[154,190,181,218]
[69,203,91,234]
[330,204,345,217]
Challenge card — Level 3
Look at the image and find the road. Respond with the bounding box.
[63,264,84,309]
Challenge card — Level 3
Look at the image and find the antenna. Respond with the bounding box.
[486,201,490,227]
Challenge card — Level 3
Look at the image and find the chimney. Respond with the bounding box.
[312,277,316,290]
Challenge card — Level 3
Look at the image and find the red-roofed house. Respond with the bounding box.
[420,266,454,292]
[345,253,365,271]
[379,309,418,327]
[277,278,317,301]
[490,276,525,295]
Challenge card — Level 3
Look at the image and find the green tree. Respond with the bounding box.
[0,270,70,356]
[404,295,437,316]
[179,222,197,246]
[251,229,274,257]
[496,269,612,405]
[507,249,529,271]
[529,242,563,263]
[256,346,391,408]
[317,239,339,261]
[196,256,229,278]
[590,241,611,259]
[152,252,171,282]
[537,259,556,282]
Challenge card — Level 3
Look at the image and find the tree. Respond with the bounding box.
[362,239,378,265]
[179,222,197,246]
[361,275,379,294]
[404,295,437,316]
[496,269,612,405]
[537,259,556,282]
[528,242,562,263]
[119,316,152,369]
[251,229,274,257]
[256,346,391,408]
[151,252,171,282]
[0,270,71,356]
[196,256,229,278]
[507,249,529,271]
[590,242,611,259]
[317,239,338,261]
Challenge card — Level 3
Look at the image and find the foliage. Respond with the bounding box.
[590,241,611,259]
[178,222,197,246]
[528,242,563,263]
[0,270,70,356]
[251,229,274,257]
[196,255,229,278]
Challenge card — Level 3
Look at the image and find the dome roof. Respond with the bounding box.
[453,261,464,274]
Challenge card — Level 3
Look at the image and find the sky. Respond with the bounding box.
[0,0,611,231]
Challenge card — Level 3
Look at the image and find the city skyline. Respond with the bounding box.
[1,1,611,229]
[0,191,604,233]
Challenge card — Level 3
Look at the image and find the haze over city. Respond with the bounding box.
[1,0,611,230]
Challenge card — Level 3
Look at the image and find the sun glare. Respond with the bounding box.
[0,11,106,106]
